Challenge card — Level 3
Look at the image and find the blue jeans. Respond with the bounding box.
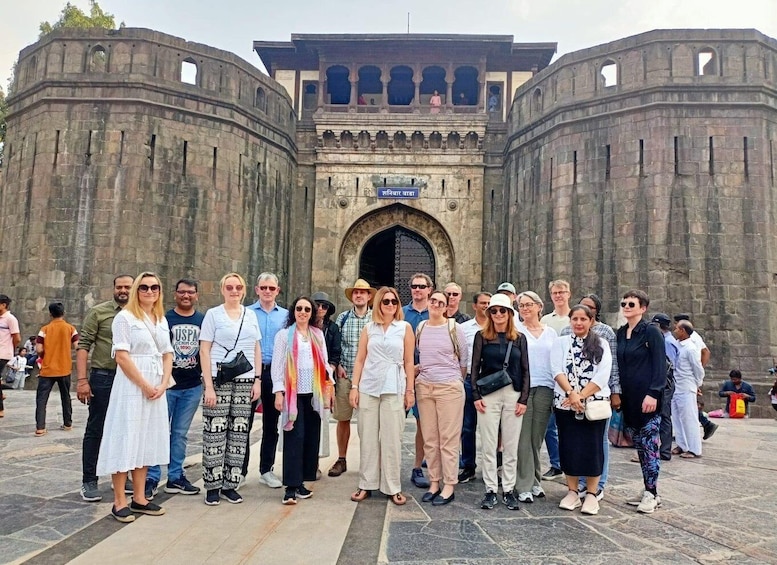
[544,412,560,469]
[460,377,477,470]
[578,421,609,492]
[148,384,203,485]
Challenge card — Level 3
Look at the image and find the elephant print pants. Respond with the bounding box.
[202,378,253,491]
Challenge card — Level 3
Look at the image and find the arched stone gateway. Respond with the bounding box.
[339,204,455,302]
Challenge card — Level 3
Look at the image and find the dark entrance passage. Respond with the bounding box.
[359,227,435,305]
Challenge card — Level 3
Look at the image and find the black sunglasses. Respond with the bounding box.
[620,301,638,308]
[295,305,312,313]
[138,284,161,293]
[489,307,509,315]
[381,298,399,306]
[410,284,428,289]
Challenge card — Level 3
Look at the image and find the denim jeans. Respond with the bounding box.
[148,384,202,485]
[544,411,560,469]
[460,377,477,470]
[82,369,115,484]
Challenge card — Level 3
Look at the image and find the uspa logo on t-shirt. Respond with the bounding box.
[172,323,200,368]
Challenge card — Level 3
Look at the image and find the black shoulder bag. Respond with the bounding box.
[476,339,514,397]
[214,309,254,387]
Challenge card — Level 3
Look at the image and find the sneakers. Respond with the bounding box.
[165,476,200,495]
[581,493,600,515]
[81,481,102,502]
[411,468,430,488]
[123,479,134,495]
[542,467,564,481]
[111,505,135,523]
[457,467,476,484]
[503,491,520,510]
[531,485,546,498]
[328,458,347,477]
[480,491,498,509]
[636,491,659,514]
[579,488,604,501]
[220,489,243,504]
[517,491,534,503]
[296,485,313,499]
[703,422,719,440]
[144,480,158,501]
[283,488,297,505]
[205,489,220,506]
[129,500,165,516]
[559,490,582,511]
[627,491,662,508]
[259,471,283,489]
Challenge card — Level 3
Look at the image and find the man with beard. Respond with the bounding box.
[146,279,204,498]
[77,275,134,502]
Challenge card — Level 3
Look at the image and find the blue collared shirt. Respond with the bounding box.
[402,305,429,333]
[662,330,680,368]
[248,301,288,365]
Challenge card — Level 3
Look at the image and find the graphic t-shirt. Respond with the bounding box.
[165,309,205,390]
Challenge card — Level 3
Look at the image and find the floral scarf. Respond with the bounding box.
[283,323,328,431]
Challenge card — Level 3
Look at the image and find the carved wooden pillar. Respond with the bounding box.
[349,65,358,110]
[445,66,454,111]
[381,64,389,110]
[413,65,421,111]
[318,61,326,109]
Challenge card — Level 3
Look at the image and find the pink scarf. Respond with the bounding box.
[283,324,328,430]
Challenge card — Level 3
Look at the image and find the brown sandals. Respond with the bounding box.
[389,492,407,506]
[351,488,371,502]
[679,452,700,458]
[671,447,684,455]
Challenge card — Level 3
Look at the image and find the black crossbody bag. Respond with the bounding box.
[477,340,514,397]
[214,309,253,387]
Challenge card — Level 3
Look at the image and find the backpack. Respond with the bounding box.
[337,310,351,331]
[415,319,461,361]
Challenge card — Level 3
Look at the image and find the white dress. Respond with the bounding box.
[96,310,173,475]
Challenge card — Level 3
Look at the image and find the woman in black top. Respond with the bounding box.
[470,294,530,511]
[312,291,341,471]
[616,289,666,514]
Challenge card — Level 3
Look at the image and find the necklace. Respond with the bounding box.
[297,329,310,342]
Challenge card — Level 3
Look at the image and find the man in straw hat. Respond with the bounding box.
[329,279,375,477]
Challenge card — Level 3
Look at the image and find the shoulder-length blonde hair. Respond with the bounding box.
[481,309,518,341]
[371,286,404,324]
[220,272,247,303]
[125,272,165,321]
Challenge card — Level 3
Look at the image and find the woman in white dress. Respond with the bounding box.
[97,272,173,523]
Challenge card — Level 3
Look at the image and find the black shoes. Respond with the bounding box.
[421,490,441,503]
[703,422,719,440]
[220,489,243,504]
[457,467,476,483]
[480,491,497,509]
[432,492,455,506]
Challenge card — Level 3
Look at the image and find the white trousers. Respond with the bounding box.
[672,389,702,455]
[477,385,523,493]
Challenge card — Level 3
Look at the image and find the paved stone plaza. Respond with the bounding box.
[2,388,777,564]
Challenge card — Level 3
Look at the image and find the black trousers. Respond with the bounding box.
[82,369,115,484]
[259,366,281,474]
[0,359,7,410]
[659,379,675,459]
[282,393,321,489]
[36,376,73,430]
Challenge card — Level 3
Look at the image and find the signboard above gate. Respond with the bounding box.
[377,187,420,199]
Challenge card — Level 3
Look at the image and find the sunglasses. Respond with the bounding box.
[620,301,638,308]
[259,285,277,291]
[295,305,312,313]
[225,285,244,292]
[445,292,460,297]
[429,298,446,307]
[489,307,509,315]
[410,284,429,289]
[316,302,329,308]
[138,284,160,293]
[381,298,399,306]
[176,290,196,295]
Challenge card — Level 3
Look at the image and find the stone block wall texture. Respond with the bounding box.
[1,28,299,331]
[499,29,777,374]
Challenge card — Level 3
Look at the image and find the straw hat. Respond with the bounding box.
[345,278,377,305]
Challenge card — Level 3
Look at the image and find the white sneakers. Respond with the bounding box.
[630,490,660,513]
[259,471,283,489]
[517,491,534,503]
[531,485,545,498]
[558,490,582,511]
[580,493,599,515]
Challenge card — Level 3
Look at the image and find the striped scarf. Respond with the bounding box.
[283,323,328,431]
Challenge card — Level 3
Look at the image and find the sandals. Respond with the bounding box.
[679,452,700,458]
[671,447,684,455]
[60,424,73,431]
[350,488,371,502]
[34,429,47,436]
[389,492,407,506]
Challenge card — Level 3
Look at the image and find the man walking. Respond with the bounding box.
[0,294,21,418]
[671,321,705,458]
[247,273,287,488]
[77,275,133,502]
[329,279,374,477]
[445,282,471,323]
[146,279,204,497]
[458,292,491,482]
[35,302,78,435]
[651,314,679,461]
[402,273,433,488]
[674,313,717,439]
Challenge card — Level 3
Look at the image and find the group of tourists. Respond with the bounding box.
[0,270,723,523]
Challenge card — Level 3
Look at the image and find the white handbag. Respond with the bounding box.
[584,399,612,421]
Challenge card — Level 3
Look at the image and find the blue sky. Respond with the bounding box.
[2,0,776,90]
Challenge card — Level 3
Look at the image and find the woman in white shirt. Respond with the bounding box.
[551,304,612,516]
[348,287,415,505]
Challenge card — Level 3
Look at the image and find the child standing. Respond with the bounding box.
[10,348,28,389]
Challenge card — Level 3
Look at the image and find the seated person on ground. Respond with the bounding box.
[718,369,756,416]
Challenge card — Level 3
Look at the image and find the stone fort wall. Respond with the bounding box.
[498,29,777,373]
[1,28,299,330]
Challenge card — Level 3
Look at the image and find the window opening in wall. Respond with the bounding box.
[411,178,415,186]
[355,177,360,190]
[181,58,198,85]
[238,154,243,190]
[698,48,717,76]
[453,66,478,106]
[744,137,749,178]
[212,148,217,184]
[328,176,332,188]
[421,66,446,106]
[549,157,553,192]
[149,134,156,172]
[605,145,611,180]
[90,46,107,73]
[487,83,502,114]
[639,139,644,176]
[255,87,266,111]
[85,131,92,166]
[600,60,617,87]
[709,137,714,175]
[182,141,188,177]
[256,162,262,194]
[25,56,37,85]
[674,137,679,176]
[532,89,542,114]
[467,179,471,191]
[573,150,578,185]
[357,66,382,102]
[770,140,775,186]
[383,178,387,187]
[441,179,445,190]
[53,130,60,168]
[119,131,125,165]
[325,65,350,104]
[388,66,414,105]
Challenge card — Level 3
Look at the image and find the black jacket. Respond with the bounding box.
[616,319,666,428]
[470,331,531,403]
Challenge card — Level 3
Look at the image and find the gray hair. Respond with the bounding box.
[256,272,280,286]
[517,290,544,312]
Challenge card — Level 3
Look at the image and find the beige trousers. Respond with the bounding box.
[356,392,406,495]
[477,384,523,493]
[416,380,465,486]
